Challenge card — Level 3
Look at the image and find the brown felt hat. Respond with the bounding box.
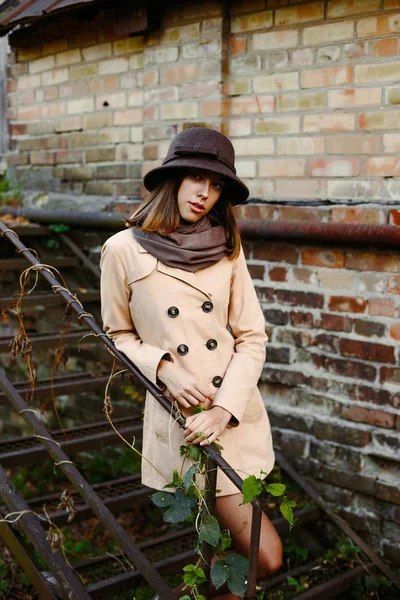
[143,127,249,205]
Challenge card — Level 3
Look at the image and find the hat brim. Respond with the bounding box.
[143,157,249,205]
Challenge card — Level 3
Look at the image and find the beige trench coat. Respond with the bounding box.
[100,228,274,496]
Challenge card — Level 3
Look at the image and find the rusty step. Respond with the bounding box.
[0,289,99,309]
[0,257,79,270]
[0,371,111,405]
[0,415,142,467]
[0,329,96,352]
[24,472,319,529]
[70,507,321,599]
[0,224,50,236]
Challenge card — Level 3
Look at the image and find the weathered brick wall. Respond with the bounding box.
[5,0,400,202]
[238,203,400,564]
[3,0,400,566]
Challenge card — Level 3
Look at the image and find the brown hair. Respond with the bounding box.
[125,174,241,260]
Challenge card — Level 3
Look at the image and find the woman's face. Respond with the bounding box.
[177,169,225,223]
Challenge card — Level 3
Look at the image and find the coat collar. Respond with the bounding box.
[137,241,212,299]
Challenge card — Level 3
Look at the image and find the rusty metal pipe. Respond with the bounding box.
[0,464,91,599]
[2,207,400,248]
[246,501,262,598]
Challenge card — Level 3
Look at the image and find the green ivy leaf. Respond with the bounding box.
[225,554,249,596]
[164,489,197,523]
[280,496,297,530]
[242,475,263,504]
[264,483,286,497]
[199,515,221,547]
[287,575,298,587]
[211,554,249,596]
[218,530,232,553]
[151,491,171,507]
[180,444,202,461]
[182,463,198,491]
[210,559,230,590]
[183,564,207,587]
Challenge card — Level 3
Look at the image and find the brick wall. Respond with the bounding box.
[5,0,400,203]
[3,0,400,566]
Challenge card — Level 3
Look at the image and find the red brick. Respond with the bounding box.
[277,206,326,222]
[30,151,55,165]
[276,290,324,308]
[314,333,341,353]
[366,157,400,177]
[353,319,386,337]
[308,157,361,177]
[331,207,385,225]
[269,266,288,282]
[290,311,314,328]
[160,64,199,85]
[373,37,400,57]
[231,37,247,54]
[328,296,366,313]
[253,243,299,263]
[301,66,353,88]
[345,251,399,273]
[319,313,352,332]
[388,275,400,294]
[340,339,396,364]
[381,366,400,385]
[342,406,395,429]
[312,354,376,382]
[293,268,314,284]
[389,209,400,226]
[302,249,344,268]
[368,298,396,317]
[389,323,400,340]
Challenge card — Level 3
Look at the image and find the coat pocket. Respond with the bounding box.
[241,390,264,424]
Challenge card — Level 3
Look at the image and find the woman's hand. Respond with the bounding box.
[184,406,232,446]
[157,360,216,409]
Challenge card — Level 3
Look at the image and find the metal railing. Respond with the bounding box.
[0,220,264,597]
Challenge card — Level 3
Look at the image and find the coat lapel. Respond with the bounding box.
[137,242,212,299]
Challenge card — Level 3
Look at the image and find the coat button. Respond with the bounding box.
[206,339,218,351]
[212,376,223,388]
[202,301,214,313]
[177,344,189,356]
[167,306,179,318]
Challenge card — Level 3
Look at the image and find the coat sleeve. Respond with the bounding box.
[100,240,171,386]
[212,245,268,423]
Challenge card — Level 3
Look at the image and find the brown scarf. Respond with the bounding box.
[132,217,227,272]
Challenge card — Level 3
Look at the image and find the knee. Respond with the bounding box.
[258,540,283,578]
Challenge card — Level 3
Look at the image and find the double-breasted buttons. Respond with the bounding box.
[206,339,218,351]
[177,344,189,356]
[212,376,223,388]
[202,301,214,313]
[167,306,179,318]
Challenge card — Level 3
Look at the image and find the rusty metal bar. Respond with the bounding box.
[0,415,143,467]
[0,464,91,599]
[59,233,101,278]
[0,256,78,270]
[0,511,58,599]
[0,329,94,351]
[276,451,400,590]
[293,562,375,600]
[0,371,176,600]
[199,456,217,597]
[1,217,265,596]
[0,371,110,404]
[0,289,99,309]
[2,207,400,248]
[246,501,262,598]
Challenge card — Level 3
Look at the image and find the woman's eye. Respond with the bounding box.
[213,181,223,190]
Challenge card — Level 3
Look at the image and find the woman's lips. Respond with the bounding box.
[189,202,205,213]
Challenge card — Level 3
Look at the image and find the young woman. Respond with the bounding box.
[100,127,282,599]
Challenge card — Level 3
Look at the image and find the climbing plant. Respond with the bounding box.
[151,443,296,599]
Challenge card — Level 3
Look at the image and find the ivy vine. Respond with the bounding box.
[151,445,296,599]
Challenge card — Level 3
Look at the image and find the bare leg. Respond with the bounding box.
[210,492,282,599]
